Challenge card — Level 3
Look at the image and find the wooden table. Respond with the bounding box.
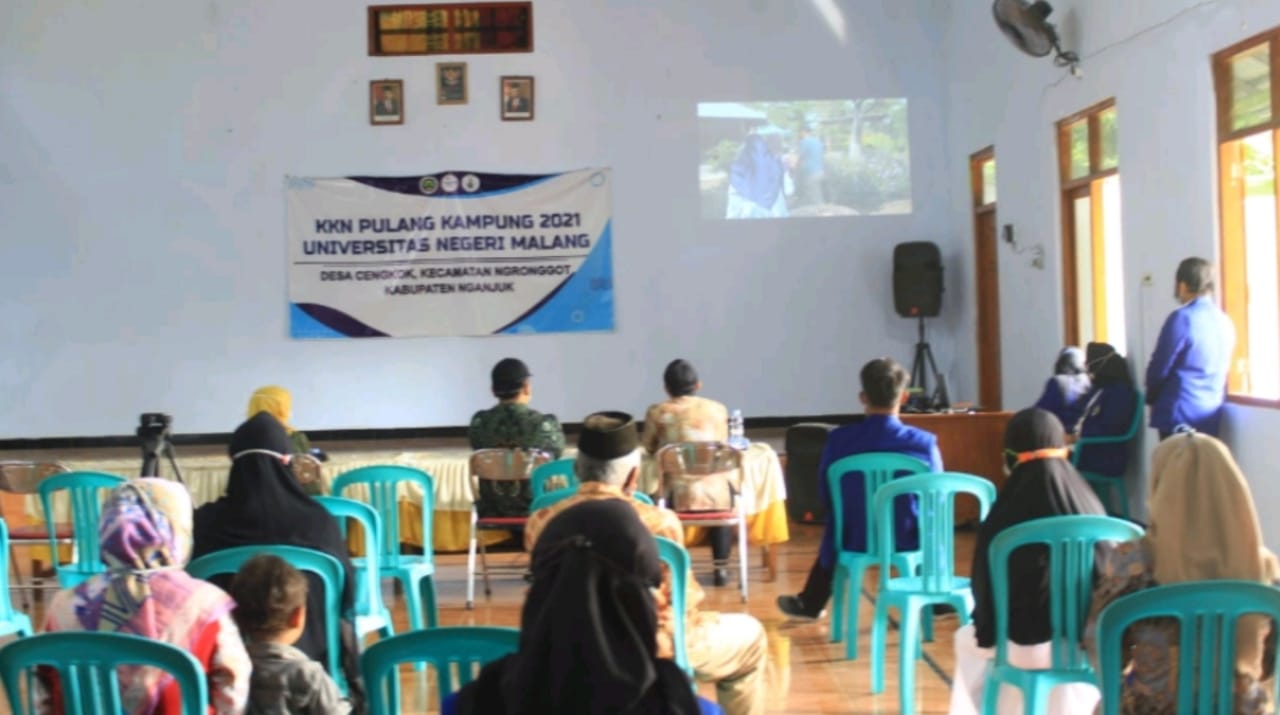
[900,411,1013,524]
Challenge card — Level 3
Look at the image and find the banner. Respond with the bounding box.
[285,169,614,338]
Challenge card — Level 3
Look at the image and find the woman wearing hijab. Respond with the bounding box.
[725,133,789,219]
[949,408,1107,715]
[1071,342,1139,477]
[447,499,721,715]
[42,479,251,714]
[247,385,312,456]
[1033,347,1092,431]
[192,411,363,710]
[1083,433,1279,715]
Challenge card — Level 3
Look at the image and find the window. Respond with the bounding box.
[1056,100,1126,349]
[368,3,533,56]
[1214,29,1280,401]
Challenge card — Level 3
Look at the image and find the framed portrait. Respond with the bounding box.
[436,62,468,105]
[500,76,534,121]
[370,79,404,125]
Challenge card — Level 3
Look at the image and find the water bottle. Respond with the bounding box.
[728,409,747,449]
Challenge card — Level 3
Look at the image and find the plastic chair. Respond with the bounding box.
[1071,389,1143,518]
[1097,580,1280,715]
[0,631,206,714]
[0,461,69,611]
[530,458,578,499]
[467,449,550,609]
[38,472,127,588]
[656,442,749,603]
[982,515,1145,715]
[0,521,32,639]
[824,452,932,659]
[655,536,693,677]
[632,491,655,505]
[187,544,347,694]
[331,465,439,631]
[314,496,394,642]
[869,472,995,715]
[361,626,520,712]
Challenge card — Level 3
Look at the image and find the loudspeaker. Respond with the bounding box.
[893,241,944,318]
[783,423,837,524]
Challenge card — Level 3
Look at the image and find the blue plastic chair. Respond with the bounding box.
[332,465,438,632]
[187,545,347,694]
[314,496,394,642]
[1097,580,1280,715]
[530,458,578,499]
[0,520,33,639]
[632,491,655,505]
[824,452,932,659]
[1071,389,1143,519]
[982,515,1144,715]
[361,626,520,712]
[0,631,207,714]
[38,472,127,588]
[655,536,693,677]
[869,472,995,715]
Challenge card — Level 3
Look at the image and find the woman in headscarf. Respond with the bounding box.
[1032,346,1092,431]
[446,499,720,715]
[247,385,312,456]
[1071,342,1139,477]
[1083,433,1280,715]
[42,479,251,714]
[725,132,789,219]
[949,408,1107,715]
[192,411,363,710]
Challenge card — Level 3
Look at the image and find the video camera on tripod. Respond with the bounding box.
[138,412,184,483]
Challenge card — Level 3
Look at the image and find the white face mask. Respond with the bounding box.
[231,448,292,465]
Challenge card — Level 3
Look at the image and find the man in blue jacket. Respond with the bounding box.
[777,357,942,619]
[1144,257,1235,439]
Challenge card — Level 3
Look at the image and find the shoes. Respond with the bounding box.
[776,594,822,621]
[713,567,729,587]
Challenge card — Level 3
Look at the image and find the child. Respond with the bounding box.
[229,555,352,715]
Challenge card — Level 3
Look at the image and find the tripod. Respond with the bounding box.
[140,435,184,484]
[909,315,941,409]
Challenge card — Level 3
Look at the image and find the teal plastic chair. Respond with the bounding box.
[825,452,931,660]
[361,626,520,712]
[332,465,438,632]
[187,545,347,694]
[530,458,578,499]
[982,515,1145,715]
[1097,580,1280,715]
[869,472,995,715]
[0,520,33,639]
[632,491,655,505]
[1070,389,1143,519]
[0,631,206,714]
[38,472,127,588]
[655,536,693,677]
[314,496,394,642]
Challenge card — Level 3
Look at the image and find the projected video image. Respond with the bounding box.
[698,99,911,219]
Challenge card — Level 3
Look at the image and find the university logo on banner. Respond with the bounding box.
[285,169,614,338]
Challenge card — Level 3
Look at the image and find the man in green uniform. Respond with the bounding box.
[469,357,566,516]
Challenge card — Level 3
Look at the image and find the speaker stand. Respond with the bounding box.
[910,316,939,404]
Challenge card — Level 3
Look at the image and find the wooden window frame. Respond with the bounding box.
[1213,28,1280,406]
[1056,99,1118,346]
[368,2,534,57]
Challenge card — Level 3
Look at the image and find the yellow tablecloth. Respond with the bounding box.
[35,443,790,552]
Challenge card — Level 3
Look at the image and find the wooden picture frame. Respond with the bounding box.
[368,3,533,56]
[436,62,468,105]
[500,75,534,121]
[370,79,404,125]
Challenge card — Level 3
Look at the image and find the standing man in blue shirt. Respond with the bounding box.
[795,125,825,207]
[777,358,942,620]
[1144,257,1235,439]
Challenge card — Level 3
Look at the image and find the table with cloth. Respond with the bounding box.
[30,443,789,553]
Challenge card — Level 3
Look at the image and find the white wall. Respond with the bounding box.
[944,0,1280,540]
[0,0,962,438]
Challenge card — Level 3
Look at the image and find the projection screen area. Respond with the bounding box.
[698,99,911,220]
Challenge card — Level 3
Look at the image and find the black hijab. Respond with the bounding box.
[1085,342,1132,386]
[454,499,701,715]
[192,412,354,660]
[970,408,1106,647]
